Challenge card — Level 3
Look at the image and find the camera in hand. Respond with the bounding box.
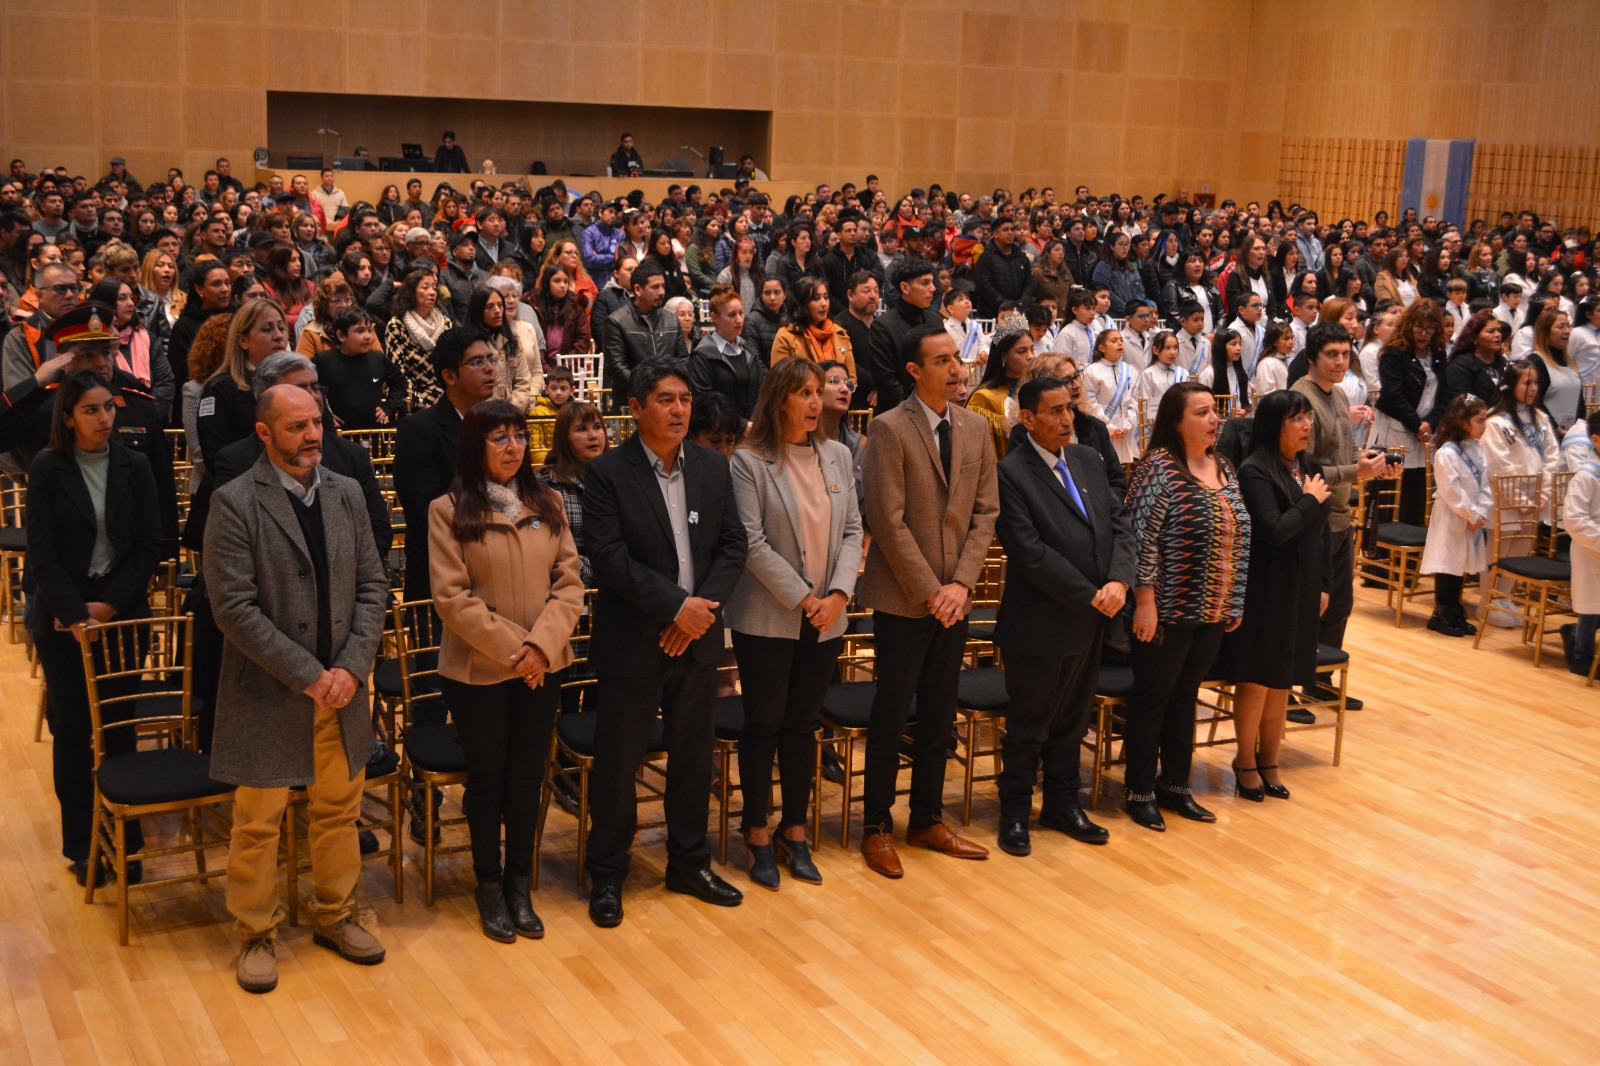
[1383,447,1405,466]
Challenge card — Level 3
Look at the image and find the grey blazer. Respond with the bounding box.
[725,439,863,641]
[203,455,389,788]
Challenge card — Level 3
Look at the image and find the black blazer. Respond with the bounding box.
[687,335,767,419]
[993,439,1136,658]
[210,433,392,560]
[395,399,461,598]
[1376,344,1450,432]
[24,443,161,632]
[1006,412,1126,500]
[583,434,747,676]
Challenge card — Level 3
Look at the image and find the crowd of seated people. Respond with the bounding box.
[2,151,1597,994]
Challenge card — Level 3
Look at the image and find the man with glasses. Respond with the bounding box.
[2,262,81,399]
[1226,293,1268,380]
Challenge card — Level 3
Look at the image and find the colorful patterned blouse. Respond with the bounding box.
[1125,448,1251,625]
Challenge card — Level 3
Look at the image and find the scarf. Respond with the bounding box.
[116,322,152,386]
[485,481,526,523]
[805,321,836,361]
[403,308,448,351]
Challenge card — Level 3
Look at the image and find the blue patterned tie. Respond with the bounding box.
[1055,457,1088,523]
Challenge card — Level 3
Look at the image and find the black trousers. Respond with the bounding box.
[437,676,558,883]
[863,612,969,833]
[584,657,715,886]
[1320,525,1355,649]
[1123,621,1224,797]
[730,627,842,832]
[33,625,145,862]
[181,579,221,754]
[998,635,1102,820]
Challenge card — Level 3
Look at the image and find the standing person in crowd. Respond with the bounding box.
[1253,321,1293,397]
[312,308,407,429]
[1224,235,1270,317]
[689,283,767,420]
[204,382,390,995]
[262,244,312,328]
[1082,325,1138,464]
[384,269,452,411]
[1480,361,1562,627]
[1198,328,1250,416]
[581,361,748,927]
[1560,411,1600,675]
[971,217,1036,319]
[1442,309,1510,408]
[601,260,687,408]
[968,313,1034,459]
[196,298,289,463]
[992,375,1134,856]
[942,286,987,367]
[532,262,593,359]
[715,236,763,311]
[865,258,941,414]
[1420,395,1493,637]
[1138,329,1189,416]
[293,276,355,359]
[1292,324,1397,711]
[1373,300,1450,524]
[1032,240,1075,314]
[725,358,862,889]
[469,284,538,414]
[857,324,998,878]
[429,400,583,943]
[1569,295,1600,389]
[1527,307,1581,431]
[2,261,80,400]
[27,353,162,887]
[1122,382,1249,830]
[773,222,824,298]
[579,201,622,290]
[1216,390,1330,803]
[771,276,856,382]
[741,276,787,366]
[395,328,497,601]
[1161,251,1220,332]
[433,132,470,174]
[1091,231,1146,317]
[89,276,174,412]
[537,399,608,586]
[1118,297,1157,372]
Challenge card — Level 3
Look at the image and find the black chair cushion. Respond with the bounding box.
[365,746,401,778]
[1315,644,1350,668]
[97,748,232,806]
[556,711,665,756]
[713,696,744,741]
[956,667,1008,712]
[1495,556,1571,582]
[966,606,997,632]
[846,615,873,637]
[1096,663,1134,699]
[373,652,439,699]
[821,681,887,730]
[403,723,467,773]
[0,527,25,552]
[1376,522,1426,548]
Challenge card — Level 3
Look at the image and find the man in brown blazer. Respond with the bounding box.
[857,323,999,877]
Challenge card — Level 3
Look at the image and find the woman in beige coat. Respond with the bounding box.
[429,400,584,944]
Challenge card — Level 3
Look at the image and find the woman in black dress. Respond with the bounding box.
[1217,390,1330,802]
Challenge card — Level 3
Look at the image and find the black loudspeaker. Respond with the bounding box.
[335,156,374,171]
[708,146,725,168]
[710,164,738,180]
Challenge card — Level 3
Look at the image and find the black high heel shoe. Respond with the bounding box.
[771,831,822,884]
[1257,766,1290,800]
[744,833,780,891]
[1232,761,1265,803]
[1155,784,1217,823]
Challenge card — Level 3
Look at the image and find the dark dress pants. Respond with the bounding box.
[730,627,843,832]
[437,676,558,883]
[1319,525,1355,649]
[998,634,1102,821]
[862,612,969,834]
[33,624,145,862]
[584,657,715,886]
[1123,621,1225,797]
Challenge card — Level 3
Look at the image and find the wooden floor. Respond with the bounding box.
[1,587,1597,1065]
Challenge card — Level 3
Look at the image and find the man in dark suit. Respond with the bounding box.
[393,328,496,601]
[865,258,941,414]
[993,377,1135,856]
[582,360,748,927]
[857,324,998,878]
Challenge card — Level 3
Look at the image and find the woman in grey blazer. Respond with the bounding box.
[725,358,864,890]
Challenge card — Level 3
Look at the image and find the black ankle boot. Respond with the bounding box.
[474,882,517,943]
[502,875,544,939]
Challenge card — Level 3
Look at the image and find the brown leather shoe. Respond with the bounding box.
[906,821,990,859]
[860,827,903,879]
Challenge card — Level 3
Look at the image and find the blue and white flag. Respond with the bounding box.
[1401,139,1474,227]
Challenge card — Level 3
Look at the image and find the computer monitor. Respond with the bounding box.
[401,143,424,160]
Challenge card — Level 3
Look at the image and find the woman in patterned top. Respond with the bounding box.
[383,269,453,410]
[1123,381,1251,832]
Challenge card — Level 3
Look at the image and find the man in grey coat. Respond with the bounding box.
[204,384,390,994]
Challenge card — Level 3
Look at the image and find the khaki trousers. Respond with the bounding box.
[226,702,363,940]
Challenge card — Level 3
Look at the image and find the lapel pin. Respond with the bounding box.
[830,484,841,493]
[688,510,700,524]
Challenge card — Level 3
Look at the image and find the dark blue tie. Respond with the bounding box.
[1054,457,1088,523]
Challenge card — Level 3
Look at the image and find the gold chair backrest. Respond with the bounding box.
[1545,469,1575,555]
[604,414,636,443]
[846,410,872,436]
[76,614,196,765]
[390,598,447,730]
[344,428,399,461]
[1490,472,1545,557]
[0,473,25,530]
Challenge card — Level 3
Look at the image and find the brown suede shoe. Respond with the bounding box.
[906,821,990,859]
[313,916,386,965]
[860,827,904,879]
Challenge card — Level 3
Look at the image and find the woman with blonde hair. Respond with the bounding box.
[196,297,289,462]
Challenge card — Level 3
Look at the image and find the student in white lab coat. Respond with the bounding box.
[1174,301,1211,377]
[1253,321,1293,397]
[1420,396,1492,637]
[1081,326,1138,464]
[1118,297,1157,372]
[1051,286,1100,365]
[1197,328,1251,417]
[1481,363,1561,627]
[1560,410,1600,674]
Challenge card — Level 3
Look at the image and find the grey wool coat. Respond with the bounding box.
[203,454,389,787]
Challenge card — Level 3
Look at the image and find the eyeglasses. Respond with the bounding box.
[825,375,856,391]
[1058,373,1080,385]
[461,356,495,371]
[488,431,529,449]
[41,283,79,296]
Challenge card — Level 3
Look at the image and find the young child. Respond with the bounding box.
[1137,330,1187,450]
[1492,280,1524,332]
[1051,286,1100,364]
[1560,410,1600,674]
[1443,278,1472,343]
[1175,300,1211,376]
[941,286,986,366]
[1253,321,1293,397]
[1420,396,1492,637]
[532,365,576,417]
[1562,417,1597,471]
[1198,328,1251,415]
[1025,302,1056,352]
[312,307,407,429]
[1082,327,1138,464]
[1089,282,1116,334]
[1288,294,1319,357]
[688,389,744,457]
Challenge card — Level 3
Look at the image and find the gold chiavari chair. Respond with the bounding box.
[1362,445,1435,626]
[343,427,399,461]
[527,417,558,464]
[952,649,1007,826]
[78,615,234,945]
[1474,472,1571,666]
[603,414,635,443]
[846,410,873,436]
[0,473,28,644]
